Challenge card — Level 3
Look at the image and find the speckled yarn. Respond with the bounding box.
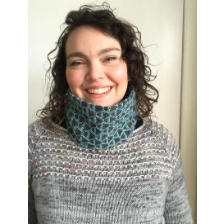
[28,118,193,224]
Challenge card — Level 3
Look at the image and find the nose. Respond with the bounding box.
[86,62,104,81]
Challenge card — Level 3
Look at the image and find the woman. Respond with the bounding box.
[29,3,193,224]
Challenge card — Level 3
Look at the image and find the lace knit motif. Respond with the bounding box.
[28,118,193,224]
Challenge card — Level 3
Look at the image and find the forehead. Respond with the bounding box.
[65,26,121,56]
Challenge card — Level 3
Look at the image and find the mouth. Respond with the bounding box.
[86,86,113,95]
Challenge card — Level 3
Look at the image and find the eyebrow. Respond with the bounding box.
[66,47,121,60]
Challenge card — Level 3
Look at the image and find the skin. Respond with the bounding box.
[65,26,129,106]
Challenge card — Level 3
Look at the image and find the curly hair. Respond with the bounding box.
[37,2,159,124]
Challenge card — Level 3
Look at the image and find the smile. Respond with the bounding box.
[86,87,111,94]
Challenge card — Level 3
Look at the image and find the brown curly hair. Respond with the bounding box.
[37,2,159,125]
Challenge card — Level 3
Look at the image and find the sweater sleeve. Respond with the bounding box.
[164,144,194,224]
[28,125,38,224]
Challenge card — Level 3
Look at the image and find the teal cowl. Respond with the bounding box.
[65,85,138,150]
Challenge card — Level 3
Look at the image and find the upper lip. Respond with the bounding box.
[85,85,113,90]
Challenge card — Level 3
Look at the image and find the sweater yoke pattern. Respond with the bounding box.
[29,118,177,182]
[28,118,193,224]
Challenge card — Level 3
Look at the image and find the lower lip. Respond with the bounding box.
[85,87,113,98]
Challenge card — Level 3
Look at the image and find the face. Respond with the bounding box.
[65,26,129,106]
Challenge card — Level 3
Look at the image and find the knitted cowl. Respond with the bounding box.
[65,84,138,150]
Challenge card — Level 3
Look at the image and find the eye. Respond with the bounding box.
[70,61,84,66]
[105,56,117,62]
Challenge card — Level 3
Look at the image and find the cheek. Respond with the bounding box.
[109,63,129,82]
[66,69,83,88]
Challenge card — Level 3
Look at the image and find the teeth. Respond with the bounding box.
[87,87,111,94]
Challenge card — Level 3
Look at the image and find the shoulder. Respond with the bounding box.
[140,117,180,164]
[28,118,69,150]
[28,117,63,136]
[141,117,176,143]
[28,119,47,138]
[28,119,46,151]
[28,119,42,132]
[28,118,55,148]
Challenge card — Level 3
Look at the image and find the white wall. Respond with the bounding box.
[29,0,184,146]
[180,0,197,223]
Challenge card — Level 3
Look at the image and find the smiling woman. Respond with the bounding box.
[28,2,193,224]
[65,26,129,106]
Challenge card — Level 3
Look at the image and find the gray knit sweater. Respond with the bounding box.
[28,117,193,224]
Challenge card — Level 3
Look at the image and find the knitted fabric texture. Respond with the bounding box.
[28,118,193,224]
[65,84,138,150]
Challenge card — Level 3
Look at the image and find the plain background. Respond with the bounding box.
[28,0,197,223]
